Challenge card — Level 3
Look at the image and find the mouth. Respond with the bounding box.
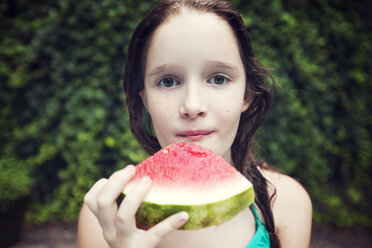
[176,130,214,141]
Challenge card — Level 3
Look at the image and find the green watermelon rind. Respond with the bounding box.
[131,186,254,230]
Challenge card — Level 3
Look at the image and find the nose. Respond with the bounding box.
[179,81,207,119]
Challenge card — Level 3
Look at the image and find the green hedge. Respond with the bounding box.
[1,0,371,227]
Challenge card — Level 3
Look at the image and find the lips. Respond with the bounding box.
[176,130,214,141]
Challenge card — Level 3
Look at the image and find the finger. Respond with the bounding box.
[97,165,136,241]
[147,212,189,244]
[98,165,136,209]
[84,178,108,215]
[116,176,152,233]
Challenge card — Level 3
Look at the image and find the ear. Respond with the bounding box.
[139,90,148,110]
[241,91,254,113]
[241,99,250,113]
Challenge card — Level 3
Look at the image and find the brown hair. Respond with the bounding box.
[123,0,280,247]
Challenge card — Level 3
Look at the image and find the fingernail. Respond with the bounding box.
[141,176,152,186]
[177,212,189,227]
[125,165,135,173]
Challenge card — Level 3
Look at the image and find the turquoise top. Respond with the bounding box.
[246,204,271,248]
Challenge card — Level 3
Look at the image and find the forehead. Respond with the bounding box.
[154,9,235,37]
[146,9,242,68]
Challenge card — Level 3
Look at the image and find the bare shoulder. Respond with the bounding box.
[261,169,313,248]
[261,169,312,210]
[78,203,109,248]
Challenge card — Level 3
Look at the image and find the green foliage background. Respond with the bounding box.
[1,0,371,227]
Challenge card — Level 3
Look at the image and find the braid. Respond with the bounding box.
[246,160,280,247]
[231,61,281,247]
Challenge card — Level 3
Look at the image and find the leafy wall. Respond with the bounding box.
[1,0,371,226]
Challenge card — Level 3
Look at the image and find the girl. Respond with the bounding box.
[78,0,312,247]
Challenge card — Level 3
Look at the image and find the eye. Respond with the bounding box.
[157,77,180,88]
[208,74,230,85]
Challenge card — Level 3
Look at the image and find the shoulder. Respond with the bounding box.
[261,169,313,248]
[78,204,109,248]
[261,169,312,210]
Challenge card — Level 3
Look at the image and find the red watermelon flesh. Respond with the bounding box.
[123,142,254,229]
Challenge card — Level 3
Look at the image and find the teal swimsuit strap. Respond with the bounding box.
[251,204,263,225]
[246,204,271,248]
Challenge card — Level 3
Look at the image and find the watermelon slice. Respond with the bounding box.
[123,142,254,230]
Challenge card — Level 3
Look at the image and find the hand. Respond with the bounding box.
[84,165,189,248]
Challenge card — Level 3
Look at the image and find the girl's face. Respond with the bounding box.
[140,10,250,163]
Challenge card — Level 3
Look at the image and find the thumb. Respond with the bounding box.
[147,212,189,242]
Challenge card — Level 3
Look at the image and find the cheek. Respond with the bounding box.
[227,106,243,120]
[218,93,246,116]
[225,95,247,120]
[217,102,244,127]
[147,106,168,124]
[146,96,175,126]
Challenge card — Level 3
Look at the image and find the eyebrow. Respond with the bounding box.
[206,61,240,73]
[148,64,172,77]
[147,61,239,77]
